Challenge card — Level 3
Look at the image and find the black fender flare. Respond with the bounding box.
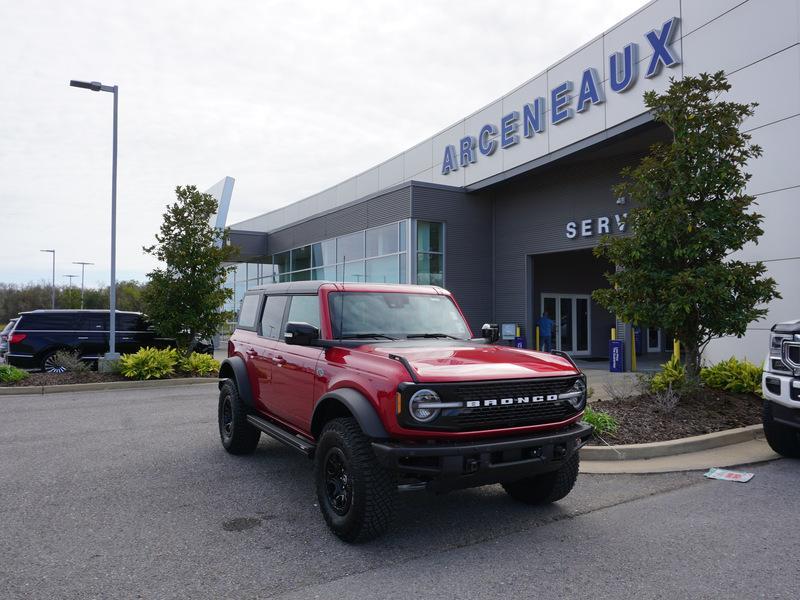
[311,388,389,440]
[218,356,254,410]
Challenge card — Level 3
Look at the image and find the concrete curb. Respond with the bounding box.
[582,424,764,461]
[0,377,219,396]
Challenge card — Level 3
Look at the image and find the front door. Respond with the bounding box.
[647,327,662,353]
[269,295,323,431]
[540,294,591,356]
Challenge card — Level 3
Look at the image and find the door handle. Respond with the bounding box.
[77,336,88,340]
[272,356,286,366]
[245,348,257,356]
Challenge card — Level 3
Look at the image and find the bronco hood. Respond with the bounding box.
[368,343,579,382]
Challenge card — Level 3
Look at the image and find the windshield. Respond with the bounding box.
[328,292,471,340]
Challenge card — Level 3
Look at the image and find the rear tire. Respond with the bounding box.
[502,452,580,505]
[41,350,67,374]
[218,379,260,455]
[314,417,397,543]
[763,400,800,458]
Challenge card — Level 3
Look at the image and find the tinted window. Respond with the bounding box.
[117,313,143,332]
[261,296,288,339]
[238,294,261,328]
[81,313,109,330]
[285,296,320,332]
[19,313,80,330]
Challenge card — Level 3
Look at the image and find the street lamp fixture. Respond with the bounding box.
[72,261,94,309]
[40,249,55,309]
[64,274,78,286]
[70,78,119,367]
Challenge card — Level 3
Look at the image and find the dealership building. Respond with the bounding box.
[223,0,799,366]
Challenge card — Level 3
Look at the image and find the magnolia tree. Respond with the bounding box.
[143,185,236,352]
[593,71,779,377]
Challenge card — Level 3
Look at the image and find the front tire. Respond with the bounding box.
[763,400,800,458]
[502,452,580,504]
[218,379,260,455]
[314,417,397,543]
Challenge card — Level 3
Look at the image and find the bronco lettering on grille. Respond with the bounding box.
[465,394,559,408]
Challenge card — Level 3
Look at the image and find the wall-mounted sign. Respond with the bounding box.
[442,17,681,176]
[566,213,627,239]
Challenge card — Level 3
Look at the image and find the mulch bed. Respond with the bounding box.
[588,389,762,445]
[1,371,216,387]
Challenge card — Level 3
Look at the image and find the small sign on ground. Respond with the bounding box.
[704,467,754,483]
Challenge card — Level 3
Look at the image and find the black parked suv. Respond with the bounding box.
[6,310,175,372]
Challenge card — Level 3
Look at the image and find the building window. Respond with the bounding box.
[337,231,365,263]
[416,221,444,286]
[291,245,311,271]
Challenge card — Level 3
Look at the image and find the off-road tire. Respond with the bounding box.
[762,400,800,458]
[314,417,397,543]
[502,451,580,504]
[218,379,260,455]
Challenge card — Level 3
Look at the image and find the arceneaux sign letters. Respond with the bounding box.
[442,17,681,176]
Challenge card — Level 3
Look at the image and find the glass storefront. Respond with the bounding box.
[224,219,444,318]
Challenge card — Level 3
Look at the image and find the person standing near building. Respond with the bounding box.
[537,311,554,352]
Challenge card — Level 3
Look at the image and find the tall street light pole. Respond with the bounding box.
[40,249,55,309]
[70,79,119,365]
[64,274,78,286]
[73,261,94,309]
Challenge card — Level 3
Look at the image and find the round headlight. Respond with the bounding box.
[408,389,441,423]
[566,378,586,410]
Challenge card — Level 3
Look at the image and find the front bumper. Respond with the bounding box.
[762,370,800,408]
[372,422,593,493]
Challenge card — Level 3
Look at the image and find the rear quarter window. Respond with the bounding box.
[18,313,79,331]
[238,294,261,329]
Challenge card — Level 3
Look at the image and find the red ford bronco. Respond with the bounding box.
[218,282,592,542]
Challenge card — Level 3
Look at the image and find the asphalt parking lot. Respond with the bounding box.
[1,385,797,599]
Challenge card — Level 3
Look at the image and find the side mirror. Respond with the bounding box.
[285,321,320,346]
[481,323,500,344]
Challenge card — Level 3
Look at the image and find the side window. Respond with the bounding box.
[26,313,78,330]
[285,296,320,334]
[117,314,141,332]
[261,296,288,340]
[237,294,261,329]
[81,313,109,331]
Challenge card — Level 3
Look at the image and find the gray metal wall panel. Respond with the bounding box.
[229,230,268,260]
[366,188,412,228]
[411,186,493,334]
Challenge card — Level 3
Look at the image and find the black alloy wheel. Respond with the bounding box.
[323,447,353,516]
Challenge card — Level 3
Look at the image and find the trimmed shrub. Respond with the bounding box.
[700,357,762,395]
[51,350,90,373]
[583,405,619,437]
[119,347,178,380]
[179,352,220,376]
[651,354,686,393]
[0,364,29,383]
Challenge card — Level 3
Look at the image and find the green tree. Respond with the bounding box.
[593,71,779,377]
[142,185,236,351]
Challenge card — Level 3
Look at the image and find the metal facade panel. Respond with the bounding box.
[411,185,493,334]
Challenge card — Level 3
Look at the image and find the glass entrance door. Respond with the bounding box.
[540,294,591,356]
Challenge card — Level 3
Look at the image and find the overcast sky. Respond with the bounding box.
[1,0,645,287]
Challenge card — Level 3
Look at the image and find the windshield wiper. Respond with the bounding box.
[406,333,460,339]
[341,333,398,341]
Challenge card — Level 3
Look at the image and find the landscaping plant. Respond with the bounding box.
[142,185,236,353]
[179,352,220,376]
[700,357,762,395]
[119,347,178,380]
[593,72,779,378]
[650,354,686,393]
[0,364,29,383]
[583,406,619,438]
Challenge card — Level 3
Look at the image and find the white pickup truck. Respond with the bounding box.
[762,319,800,457]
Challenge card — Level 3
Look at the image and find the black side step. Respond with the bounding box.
[246,415,316,457]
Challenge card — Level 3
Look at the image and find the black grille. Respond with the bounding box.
[786,343,800,368]
[403,376,581,432]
